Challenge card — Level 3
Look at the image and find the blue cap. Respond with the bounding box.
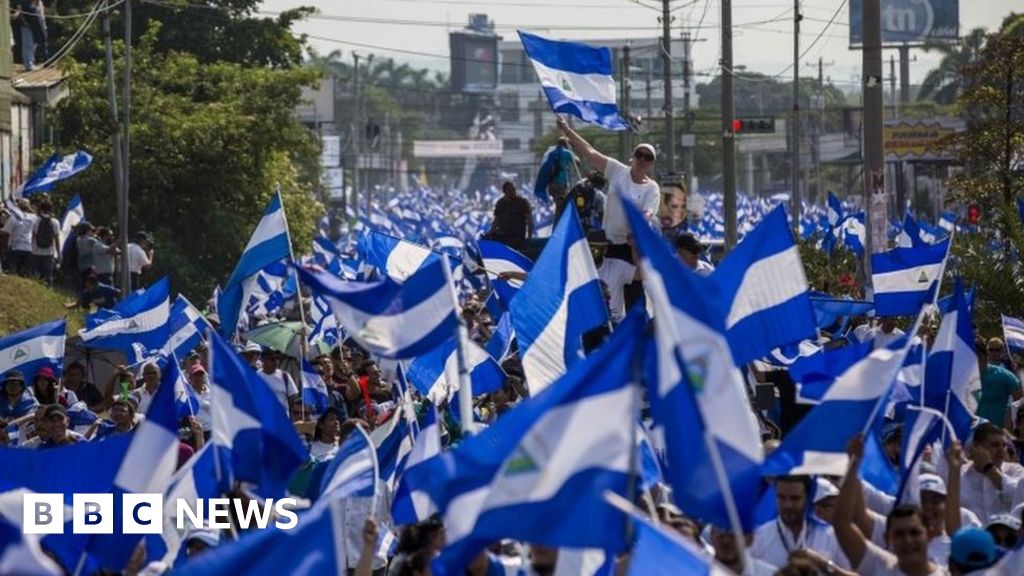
[950,527,998,569]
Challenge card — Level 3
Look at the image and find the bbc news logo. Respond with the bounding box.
[22,494,299,534]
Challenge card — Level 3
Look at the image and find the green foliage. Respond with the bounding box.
[917,28,989,105]
[0,276,85,337]
[798,240,861,297]
[50,23,322,300]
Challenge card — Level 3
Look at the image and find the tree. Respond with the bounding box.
[51,23,322,301]
[916,28,988,105]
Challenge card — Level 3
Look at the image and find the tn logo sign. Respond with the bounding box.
[23,494,163,535]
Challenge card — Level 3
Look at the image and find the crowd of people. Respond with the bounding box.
[2,117,1023,576]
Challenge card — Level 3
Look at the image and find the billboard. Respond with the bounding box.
[883,118,962,161]
[296,78,335,123]
[450,33,499,93]
[849,0,959,46]
[413,140,503,158]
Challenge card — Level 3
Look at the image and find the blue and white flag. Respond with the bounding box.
[407,336,506,403]
[80,277,171,356]
[510,207,606,394]
[763,341,911,478]
[0,516,62,576]
[623,198,764,531]
[713,204,817,364]
[1002,315,1024,354]
[822,192,844,253]
[172,500,346,576]
[358,229,441,282]
[390,404,442,518]
[300,358,330,415]
[0,319,65,380]
[921,280,978,442]
[218,193,293,337]
[809,294,873,330]
[242,259,295,318]
[209,332,308,497]
[938,211,957,234]
[894,405,945,505]
[518,31,628,131]
[146,444,219,567]
[58,194,84,256]
[871,238,950,317]
[319,426,379,501]
[166,295,210,359]
[308,293,339,348]
[485,311,516,362]
[86,353,181,571]
[395,311,648,575]
[163,353,200,419]
[895,213,928,248]
[297,258,458,360]
[20,151,93,196]
[789,339,874,404]
[841,212,866,257]
[477,239,533,306]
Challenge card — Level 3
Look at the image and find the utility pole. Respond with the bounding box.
[101,2,126,296]
[351,53,361,219]
[722,0,737,249]
[681,31,694,191]
[791,0,802,226]
[889,53,897,118]
[120,0,132,296]
[619,44,631,160]
[660,0,676,173]
[862,0,886,276]
[898,43,910,104]
[645,67,653,124]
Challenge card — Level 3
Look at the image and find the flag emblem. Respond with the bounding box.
[560,75,573,93]
[11,347,28,361]
[503,447,539,476]
[918,271,929,283]
[685,353,709,393]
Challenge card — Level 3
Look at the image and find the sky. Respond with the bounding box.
[260,0,1020,91]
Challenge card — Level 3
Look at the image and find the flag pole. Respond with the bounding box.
[277,185,310,421]
[439,254,474,436]
[704,427,753,573]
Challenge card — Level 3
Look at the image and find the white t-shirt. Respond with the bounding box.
[749,519,850,570]
[741,558,778,576]
[597,258,635,324]
[30,217,59,257]
[3,213,37,252]
[309,440,338,462]
[960,464,1019,523]
[259,369,298,411]
[870,327,907,350]
[193,385,213,431]
[127,242,151,274]
[857,540,949,576]
[602,158,660,244]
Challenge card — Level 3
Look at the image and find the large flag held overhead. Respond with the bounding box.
[20,151,93,196]
[0,319,66,380]
[518,31,629,131]
[406,335,506,404]
[298,258,458,359]
[218,192,293,337]
[871,238,950,316]
[358,229,441,282]
[80,277,170,356]
[623,198,764,531]
[510,207,607,394]
[713,204,817,364]
[395,311,648,575]
[921,280,979,442]
[477,239,533,306]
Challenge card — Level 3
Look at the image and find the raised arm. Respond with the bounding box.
[945,441,965,536]
[834,433,869,568]
[556,117,608,173]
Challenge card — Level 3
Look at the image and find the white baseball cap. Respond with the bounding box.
[813,478,839,504]
[919,473,947,496]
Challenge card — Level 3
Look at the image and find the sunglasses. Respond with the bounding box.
[634,151,654,162]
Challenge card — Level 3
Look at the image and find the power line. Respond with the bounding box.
[770,0,847,78]
[15,0,118,79]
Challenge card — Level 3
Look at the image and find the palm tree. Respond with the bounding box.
[917,28,988,105]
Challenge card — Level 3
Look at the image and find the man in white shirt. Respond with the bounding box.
[258,348,298,412]
[869,317,907,350]
[589,230,635,325]
[126,231,154,290]
[711,526,777,575]
[1,199,37,276]
[960,422,1019,523]
[675,233,715,277]
[750,475,850,570]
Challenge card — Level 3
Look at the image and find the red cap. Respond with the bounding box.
[37,367,56,381]
[189,364,207,376]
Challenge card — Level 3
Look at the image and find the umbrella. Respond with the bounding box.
[243,321,332,359]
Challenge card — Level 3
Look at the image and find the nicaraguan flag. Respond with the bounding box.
[395,311,648,575]
[510,207,607,394]
[1002,315,1024,354]
[477,239,533,307]
[20,151,93,196]
[822,192,844,253]
[209,332,308,497]
[391,405,441,523]
[518,31,628,131]
[319,426,378,501]
[218,192,292,337]
[80,277,171,356]
[0,516,62,576]
[308,293,340,347]
[58,194,84,257]
[809,294,873,330]
[358,229,442,282]
[894,405,944,505]
[921,280,978,441]
[714,204,817,364]
[406,335,506,404]
[788,339,874,404]
[166,295,210,359]
[145,444,218,567]
[938,211,956,233]
[871,238,950,316]
[0,319,66,380]
[161,353,200,420]
[485,311,516,362]
[297,258,458,359]
[371,408,415,491]
[300,358,330,415]
[840,212,866,257]
[763,341,911,478]
[623,198,764,531]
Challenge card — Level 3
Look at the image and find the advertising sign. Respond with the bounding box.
[849,0,959,46]
[413,140,504,158]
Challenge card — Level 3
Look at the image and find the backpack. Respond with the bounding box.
[34,217,55,250]
[569,182,597,228]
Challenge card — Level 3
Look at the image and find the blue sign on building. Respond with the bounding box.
[849,0,959,46]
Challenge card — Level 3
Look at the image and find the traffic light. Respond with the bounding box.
[968,204,980,225]
[733,117,776,134]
